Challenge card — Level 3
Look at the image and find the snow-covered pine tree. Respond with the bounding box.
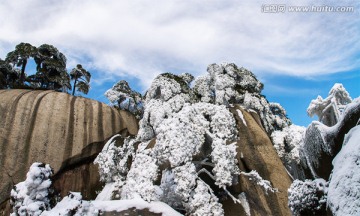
[10,163,57,216]
[104,80,144,119]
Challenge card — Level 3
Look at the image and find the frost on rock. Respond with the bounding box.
[302,97,360,179]
[327,125,360,216]
[10,162,56,216]
[236,109,247,126]
[307,83,352,126]
[271,124,307,179]
[288,178,328,215]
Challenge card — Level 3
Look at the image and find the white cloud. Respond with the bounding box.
[0,0,359,88]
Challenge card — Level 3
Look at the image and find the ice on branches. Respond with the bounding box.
[94,135,135,183]
[186,180,224,216]
[241,170,278,194]
[121,153,159,202]
[307,83,352,126]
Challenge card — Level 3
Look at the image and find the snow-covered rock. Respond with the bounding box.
[327,125,360,215]
[271,124,307,179]
[0,89,139,207]
[302,97,360,179]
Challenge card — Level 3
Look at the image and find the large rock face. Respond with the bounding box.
[302,99,360,180]
[0,90,138,206]
[225,105,292,216]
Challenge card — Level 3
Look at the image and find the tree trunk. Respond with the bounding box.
[72,79,77,96]
[20,59,27,85]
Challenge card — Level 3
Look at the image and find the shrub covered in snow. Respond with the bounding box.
[288,178,328,215]
[94,135,136,183]
[105,80,143,118]
[10,163,56,216]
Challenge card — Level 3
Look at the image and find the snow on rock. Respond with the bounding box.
[10,163,55,216]
[271,124,306,178]
[92,198,183,216]
[95,182,115,201]
[236,109,247,126]
[327,125,360,215]
[41,192,98,216]
[238,193,250,216]
[44,193,181,216]
[302,97,360,179]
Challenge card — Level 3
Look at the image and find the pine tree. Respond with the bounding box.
[70,64,91,95]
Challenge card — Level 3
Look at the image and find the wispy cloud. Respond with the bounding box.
[0,0,359,89]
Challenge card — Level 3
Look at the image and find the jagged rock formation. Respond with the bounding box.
[0,90,138,211]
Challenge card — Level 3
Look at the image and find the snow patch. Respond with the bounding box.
[236,109,247,126]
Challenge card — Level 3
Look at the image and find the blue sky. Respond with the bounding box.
[0,0,359,126]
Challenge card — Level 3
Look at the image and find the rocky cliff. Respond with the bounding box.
[0,90,138,209]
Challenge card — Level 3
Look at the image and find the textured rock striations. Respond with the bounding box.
[0,90,138,209]
[225,105,292,216]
